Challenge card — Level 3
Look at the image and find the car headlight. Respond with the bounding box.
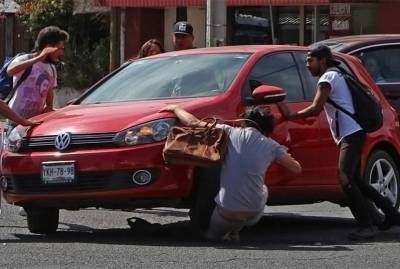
[5,126,29,153]
[113,119,175,146]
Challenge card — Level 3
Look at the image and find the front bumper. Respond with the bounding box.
[1,143,193,207]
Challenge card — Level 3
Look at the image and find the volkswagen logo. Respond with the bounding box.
[54,132,72,151]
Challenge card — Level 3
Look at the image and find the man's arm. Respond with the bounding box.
[0,101,38,126]
[7,47,59,76]
[277,82,331,120]
[276,154,302,174]
[160,105,207,127]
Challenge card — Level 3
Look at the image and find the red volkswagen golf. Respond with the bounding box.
[2,46,400,234]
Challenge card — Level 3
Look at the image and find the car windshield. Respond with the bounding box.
[81,53,250,104]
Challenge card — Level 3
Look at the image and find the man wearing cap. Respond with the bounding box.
[277,45,386,240]
[173,21,195,51]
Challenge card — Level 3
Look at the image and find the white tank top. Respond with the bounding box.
[319,70,362,144]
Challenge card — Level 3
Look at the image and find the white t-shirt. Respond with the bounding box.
[319,70,362,144]
[8,54,57,120]
[215,124,288,213]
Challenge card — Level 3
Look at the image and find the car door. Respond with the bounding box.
[243,51,322,187]
[352,44,400,115]
[292,52,340,185]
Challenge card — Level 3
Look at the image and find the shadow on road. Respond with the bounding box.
[2,213,400,250]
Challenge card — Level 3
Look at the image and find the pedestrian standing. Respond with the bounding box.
[277,44,400,240]
[172,21,196,51]
[6,26,68,128]
[161,105,301,241]
[136,39,165,59]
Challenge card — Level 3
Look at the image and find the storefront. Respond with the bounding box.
[226,0,387,46]
[96,0,400,66]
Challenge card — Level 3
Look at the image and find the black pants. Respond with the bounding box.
[339,131,398,227]
[189,166,221,231]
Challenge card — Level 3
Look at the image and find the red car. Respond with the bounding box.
[2,46,400,234]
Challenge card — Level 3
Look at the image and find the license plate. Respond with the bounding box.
[42,161,76,184]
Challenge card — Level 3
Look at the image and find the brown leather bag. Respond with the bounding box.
[162,118,227,167]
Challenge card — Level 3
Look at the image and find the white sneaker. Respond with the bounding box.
[19,207,27,217]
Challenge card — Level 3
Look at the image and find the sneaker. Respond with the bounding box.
[127,217,162,233]
[347,227,375,241]
[377,217,392,231]
[222,231,240,242]
[19,207,27,217]
[229,231,240,242]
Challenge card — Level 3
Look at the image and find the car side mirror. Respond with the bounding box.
[251,85,286,104]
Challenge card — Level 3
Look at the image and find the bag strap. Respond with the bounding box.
[4,54,34,103]
[177,117,262,132]
[326,97,356,121]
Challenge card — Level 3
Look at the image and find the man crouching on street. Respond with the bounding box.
[160,105,302,241]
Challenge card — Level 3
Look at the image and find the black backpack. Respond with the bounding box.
[326,67,383,133]
[0,53,32,102]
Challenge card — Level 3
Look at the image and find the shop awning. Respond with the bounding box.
[95,0,206,7]
[226,0,328,5]
[225,0,377,5]
[97,0,381,7]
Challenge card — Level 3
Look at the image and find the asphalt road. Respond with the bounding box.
[1,201,400,269]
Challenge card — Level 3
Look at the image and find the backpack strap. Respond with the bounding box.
[325,67,358,121]
[4,54,34,103]
[326,97,356,120]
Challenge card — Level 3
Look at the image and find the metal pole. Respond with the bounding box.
[110,7,120,71]
[206,0,226,47]
[312,5,320,43]
[5,14,14,57]
[299,5,305,46]
[269,0,276,44]
[206,0,212,47]
[120,8,125,64]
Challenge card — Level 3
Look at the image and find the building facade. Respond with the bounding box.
[95,0,400,67]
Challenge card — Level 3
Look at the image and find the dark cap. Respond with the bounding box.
[309,44,340,66]
[173,21,193,35]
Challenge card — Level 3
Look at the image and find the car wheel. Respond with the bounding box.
[364,150,400,208]
[26,208,59,234]
[358,150,400,224]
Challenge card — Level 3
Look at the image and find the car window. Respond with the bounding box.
[247,53,305,102]
[354,45,400,84]
[293,52,355,100]
[80,54,250,104]
[293,52,317,100]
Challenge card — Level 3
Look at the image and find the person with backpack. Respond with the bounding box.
[277,44,400,240]
[5,26,68,217]
[6,26,68,128]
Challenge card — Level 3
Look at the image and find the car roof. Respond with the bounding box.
[314,34,400,53]
[149,45,307,57]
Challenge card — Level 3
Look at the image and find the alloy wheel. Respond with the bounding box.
[368,158,398,206]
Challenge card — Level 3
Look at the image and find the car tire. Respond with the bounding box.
[189,166,221,231]
[356,150,400,224]
[26,208,59,234]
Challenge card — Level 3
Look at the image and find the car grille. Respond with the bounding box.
[5,169,160,193]
[20,133,117,151]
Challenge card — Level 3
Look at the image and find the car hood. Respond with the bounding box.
[29,98,214,136]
